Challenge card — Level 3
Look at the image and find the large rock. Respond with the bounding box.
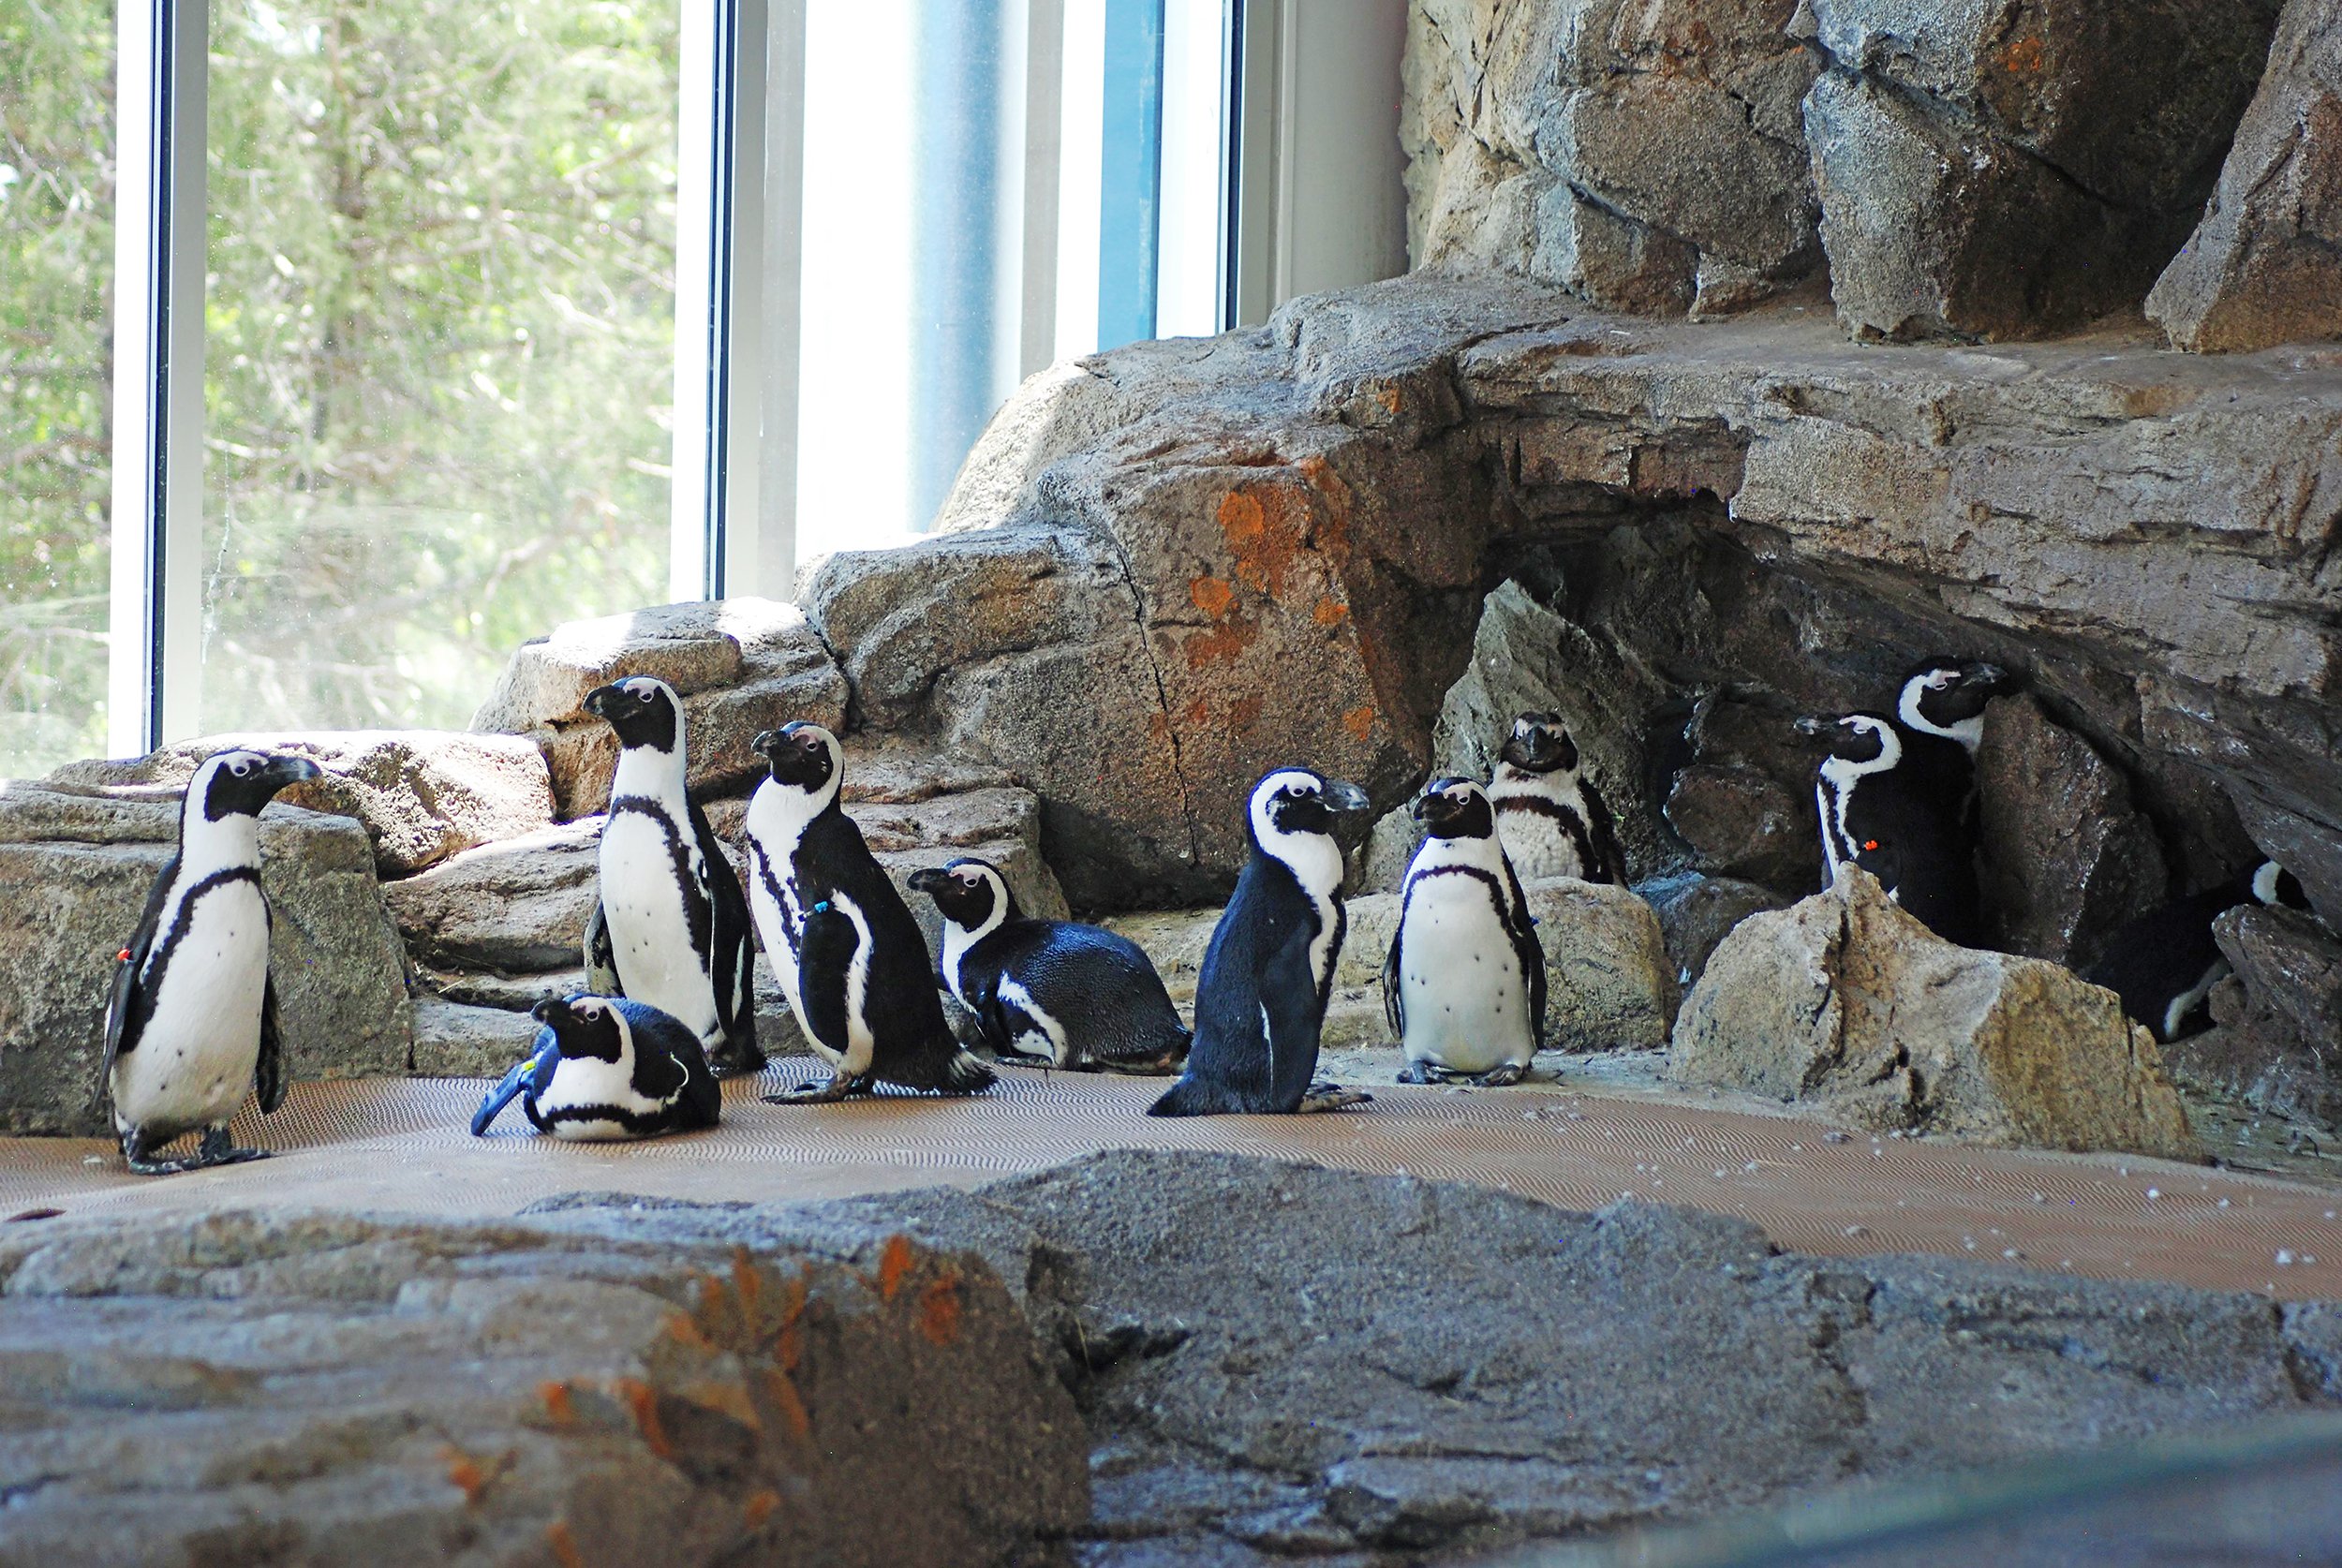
[386,818,602,976]
[846,1150,2341,1561]
[1670,866,2196,1156]
[1638,872,1792,989]
[2151,0,2342,352]
[1803,0,2284,340]
[2164,903,2342,1126]
[1404,0,1824,312]
[0,785,411,1136]
[0,1205,1087,1567]
[1976,692,2170,969]
[50,731,554,878]
[472,598,849,819]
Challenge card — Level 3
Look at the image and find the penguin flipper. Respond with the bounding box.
[471,1036,557,1136]
[583,900,621,995]
[255,972,286,1115]
[1381,903,1407,1043]
[101,860,173,1080]
[1504,858,1548,1053]
[1584,781,1629,886]
[688,793,763,1075]
[796,902,860,1062]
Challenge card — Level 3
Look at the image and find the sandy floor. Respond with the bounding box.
[6,1051,2341,1303]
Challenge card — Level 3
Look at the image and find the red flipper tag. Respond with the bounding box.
[116,949,132,963]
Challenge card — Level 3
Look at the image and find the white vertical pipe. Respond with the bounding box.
[1018,0,1066,378]
[1054,0,1106,361]
[107,0,206,754]
[751,0,806,600]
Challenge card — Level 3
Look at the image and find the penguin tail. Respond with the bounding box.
[1147,1071,1231,1118]
[939,1049,996,1096]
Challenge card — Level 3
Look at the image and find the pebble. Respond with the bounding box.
[1843,1224,1868,1237]
[1824,1131,1851,1144]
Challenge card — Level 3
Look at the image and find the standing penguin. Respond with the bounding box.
[580,676,763,1077]
[104,748,322,1174]
[1150,768,1373,1117]
[470,994,720,1140]
[909,856,1189,1073]
[1797,710,1983,945]
[1488,713,1629,884]
[1891,656,2008,820]
[1385,778,1546,1087]
[2085,862,2313,1042]
[741,722,994,1101]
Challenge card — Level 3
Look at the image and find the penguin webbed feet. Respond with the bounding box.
[121,1125,271,1176]
[763,1072,873,1104]
[705,1040,769,1080]
[1297,1082,1372,1114]
[1473,1063,1529,1088]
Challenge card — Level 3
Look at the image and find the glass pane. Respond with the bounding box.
[0,0,114,777]
[200,0,678,733]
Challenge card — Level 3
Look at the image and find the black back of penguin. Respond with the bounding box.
[912,858,1188,1072]
[1150,768,1369,1117]
[2085,863,2310,1042]
[1891,656,2008,823]
[1801,710,1982,946]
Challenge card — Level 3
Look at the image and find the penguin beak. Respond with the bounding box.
[1792,716,1834,741]
[260,756,324,792]
[1325,780,1371,813]
[1964,661,2008,688]
[907,867,947,895]
[751,729,784,761]
[530,997,571,1027]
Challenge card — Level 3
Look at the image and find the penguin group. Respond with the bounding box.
[98,638,2324,1170]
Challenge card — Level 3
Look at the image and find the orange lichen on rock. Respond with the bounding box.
[762,1365,813,1442]
[1218,485,1313,599]
[1342,705,1376,743]
[679,1378,762,1430]
[1312,595,1349,627]
[613,1377,674,1460]
[917,1273,965,1346]
[440,1445,487,1505]
[1182,614,1257,670]
[539,1381,576,1428]
[743,1489,781,1529]
[1227,694,1264,732]
[546,1521,586,1568]
[2000,33,2044,73]
[1189,575,1236,618]
[665,1311,714,1350]
[876,1234,915,1301]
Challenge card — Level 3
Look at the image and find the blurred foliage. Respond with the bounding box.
[0,0,115,775]
[1,0,678,775]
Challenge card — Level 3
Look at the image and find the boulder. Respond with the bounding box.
[50,731,554,878]
[386,818,601,976]
[0,786,411,1136]
[2150,0,2342,351]
[1804,0,2285,339]
[1975,692,2169,968]
[2164,904,2342,1125]
[1404,0,1824,311]
[409,998,541,1078]
[0,1206,1088,1567]
[471,598,848,819]
[1662,693,1824,894]
[1669,866,2196,1156]
[1638,872,1792,989]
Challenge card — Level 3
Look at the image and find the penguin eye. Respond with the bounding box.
[635,688,654,703]
[229,759,251,777]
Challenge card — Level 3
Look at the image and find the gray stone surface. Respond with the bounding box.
[1672,867,2196,1156]
[0,787,411,1136]
[0,1204,1087,1567]
[2151,0,2342,352]
[1975,692,2169,969]
[1404,0,1823,311]
[1638,872,1790,989]
[408,997,542,1078]
[386,817,602,976]
[50,730,555,878]
[472,598,849,819]
[1804,0,2283,341]
[835,1149,2340,1564]
[2164,904,2342,1127]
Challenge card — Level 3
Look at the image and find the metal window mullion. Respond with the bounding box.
[107,0,206,757]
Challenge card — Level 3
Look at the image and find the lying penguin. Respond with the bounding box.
[105,748,322,1175]
[1489,712,1628,884]
[1797,710,1982,945]
[470,994,720,1140]
[910,856,1189,1073]
[1386,778,1546,1087]
[1150,767,1373,1117]
[2085,862,2313,1043]
[741,722,994,1101]
[580,675,763,1077]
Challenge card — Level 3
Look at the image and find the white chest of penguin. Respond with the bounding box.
[113,879,271,1128]
[1396,873,1532,1073]
[600,807,714,1028]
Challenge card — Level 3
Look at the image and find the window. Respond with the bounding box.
[5,0,1371,777]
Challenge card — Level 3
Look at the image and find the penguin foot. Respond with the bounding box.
[1472,1063,1529,1087]
[1396,1060,1445,1086]
[1097,1048,1185,1078]
[1297,1082,1372,1114]
[121,1126,271,1176]
[706,1042,769,1080]
[763,1072,872,1104]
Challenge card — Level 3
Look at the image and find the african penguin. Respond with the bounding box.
[1892,655,2008,822]
[1149,767,1374,1117]
[2084,862,2313,1043]
[581,676,763,1078]
[1488,712,1628,885]
[470,994,720,1140]
[1385,778,1546,1087]
[105,749,322,1174]
[909,856,1190,1073]
[1796,710,1983,946]
[741,722,994,1101]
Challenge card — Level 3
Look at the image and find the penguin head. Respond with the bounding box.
[909,857,1017,933]
[531,995,629,1062]
[752,721,842,798]
[197,749,324,821]
[583,676,683,753]
[1412,777,1496,840]
[1896,657,2008,742]
[1499,713,1579,775]
[1794,712,1904,770]
[2252,861,2311,910]
[1247,767,1371,851]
